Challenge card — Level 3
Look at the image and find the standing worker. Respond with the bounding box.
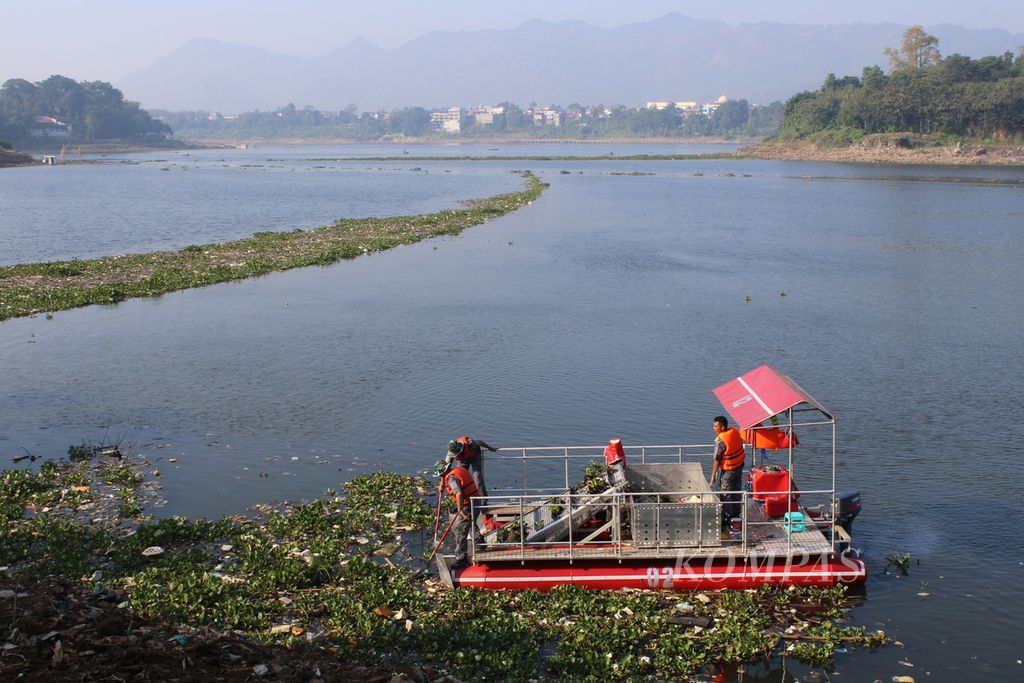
[445,435,498,503]
[442,460,481,569]
[710,415,745,541]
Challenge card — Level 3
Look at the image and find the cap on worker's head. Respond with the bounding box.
[604,438,626,465]
[447,439,464,456]
[431,459,450,478]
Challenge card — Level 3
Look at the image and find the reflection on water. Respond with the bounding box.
[2,146,1023,679]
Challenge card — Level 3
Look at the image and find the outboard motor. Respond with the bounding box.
[834,490,861,534]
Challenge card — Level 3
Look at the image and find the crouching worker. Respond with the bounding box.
[442,460,483,569]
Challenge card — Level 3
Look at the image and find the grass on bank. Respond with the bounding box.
[1,450,890,681]
[0,171,548,322]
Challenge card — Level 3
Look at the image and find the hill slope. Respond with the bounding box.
[117,15,1024,112]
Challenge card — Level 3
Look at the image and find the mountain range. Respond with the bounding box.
[117,14,1024,113]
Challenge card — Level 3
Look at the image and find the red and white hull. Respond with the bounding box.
[446,554,866,591]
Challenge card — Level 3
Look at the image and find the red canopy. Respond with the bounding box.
[712,365,832,430]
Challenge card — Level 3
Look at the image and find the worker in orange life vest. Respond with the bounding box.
[445,435,498,502]
[711,415,746,540]
[442,460,482,568]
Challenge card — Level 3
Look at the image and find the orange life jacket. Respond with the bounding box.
[742,426,799,450]
[454,435,480,462]
[444,466,480,503]
[717,427,746,471]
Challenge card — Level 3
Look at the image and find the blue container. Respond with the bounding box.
[783,511,806,534]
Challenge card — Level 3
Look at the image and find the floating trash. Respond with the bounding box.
[141,546,164,557]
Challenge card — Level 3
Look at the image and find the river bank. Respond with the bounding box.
[179,134,756,147]
[1,140,230,166]
[0,172,546,322]
[0,148,36,168]
[18,140,230,156]
[737,135,1024,166]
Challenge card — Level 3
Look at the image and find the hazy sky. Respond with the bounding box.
[3,0,1022,83]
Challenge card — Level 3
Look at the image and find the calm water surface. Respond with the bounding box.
[2,144,1023,680]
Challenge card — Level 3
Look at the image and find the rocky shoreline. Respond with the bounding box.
[0,148,37,168]
[736,136,1024,166]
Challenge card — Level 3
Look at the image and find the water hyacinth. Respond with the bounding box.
[0,449,889,681]
[0,172,548,321]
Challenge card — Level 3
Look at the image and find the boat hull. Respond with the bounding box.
[448,554,866,590]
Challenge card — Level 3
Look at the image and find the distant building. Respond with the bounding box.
[702,95,729,116]
[647,100,700,114]
[29,116,71,138]
[467,105,505,126]
[531,107,562,127]
[430,107,464,133]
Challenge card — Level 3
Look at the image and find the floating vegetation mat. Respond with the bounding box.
[1,450,888,681]
[0,172,547,322]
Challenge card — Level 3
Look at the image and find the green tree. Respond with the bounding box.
[711,99,750,131]
[388,107,430,136]
[861,65,887,89]
[0,75,170,142]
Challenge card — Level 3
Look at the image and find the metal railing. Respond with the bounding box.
[444,441,843,562]
[466,486,841,561]
[485,443,716,494]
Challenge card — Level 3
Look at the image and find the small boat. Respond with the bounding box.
[436,365,865,590]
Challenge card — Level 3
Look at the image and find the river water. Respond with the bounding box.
[2,143,1023,680]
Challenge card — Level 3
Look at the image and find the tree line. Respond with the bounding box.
[782,26,1024,143]
[156,99,783,141]
[0,75,171,145]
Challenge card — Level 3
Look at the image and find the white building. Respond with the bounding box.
[430,107,464,133]
[468,105,505,126]
[531,107,562,127]
[646,100,700,113]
